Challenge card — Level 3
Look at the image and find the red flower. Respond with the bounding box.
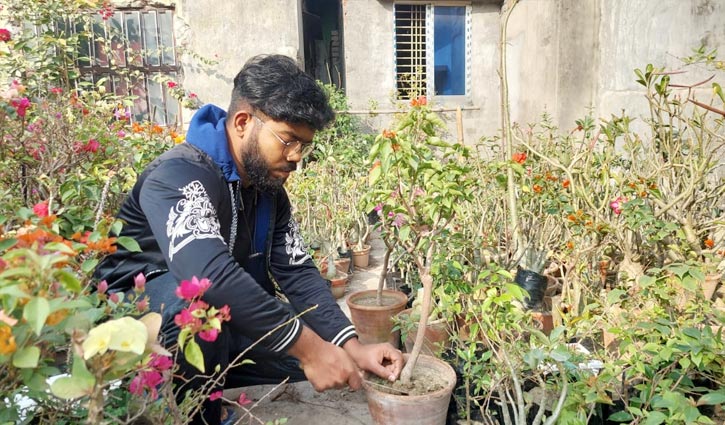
[33,201,49,217]
[532,184,543,193]
[167,81,177,88]
[562,179,570,188]
[10,97,30,118]
[83,139,100,153]
[238,392,252,406]
[512,152,527,164]
[0,29,10,42]
[209,390,223,401]
[704,238,715,249]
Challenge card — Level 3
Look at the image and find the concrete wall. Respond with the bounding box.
[342,0,502,144]
[176,0,302,121]
[172,0,725,140]
[505,0,725,134]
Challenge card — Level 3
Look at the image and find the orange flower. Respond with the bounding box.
[410,95,427,107]
[370,160,381,172]
[704,238,715,248]
[532,184,543,193]
[562,179,570,188]
[391,143,401,152]
[382,129,396,139]
[567,214,577,222]
[132,122,144,133]
[566,241,574,250]
[512,152,527,164]
[45,309,68,326]
[0,325,16,355]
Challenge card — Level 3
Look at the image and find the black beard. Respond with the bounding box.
[241,134,286,194]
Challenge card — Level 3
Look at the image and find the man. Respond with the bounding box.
[95,54,403,423]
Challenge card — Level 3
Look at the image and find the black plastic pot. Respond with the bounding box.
[514,267,548,310]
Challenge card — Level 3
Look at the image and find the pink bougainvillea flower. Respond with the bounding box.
[167,81,177,88]
[134,273,146,292]
[189,299,209,313]
[609,196,627,215]
[175,276,212,300]
[83,139,100,153]
[149,353,173,371]
[11,97,30,118]
[373,203,383,212]
[117,130,126,138]
[209,390,223,401]
[391,213,406,228]
[174,308,200,329]
[0,29,10,42]
[238,392,252,406]
[33,201,49,217]
[189,92,198,99]
[129,370,164,399]
[136,298,148,312]
[97,280,108,294]
[217,305,231,321]
[198,328,219,342]
[50,87,63,95]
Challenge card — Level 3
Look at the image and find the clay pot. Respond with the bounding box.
[347,289,408,348]
[531,311,554,336]
[328,272,348,299]
[320,258,352,278]
[363,354,456,425]
[397,308,450,355]
[352,244,372,268]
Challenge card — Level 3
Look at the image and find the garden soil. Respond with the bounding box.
[223,231,389,424]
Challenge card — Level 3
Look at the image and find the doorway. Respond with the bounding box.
[302,0,344,88]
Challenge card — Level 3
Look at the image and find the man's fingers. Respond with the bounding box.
[348,368,362,390]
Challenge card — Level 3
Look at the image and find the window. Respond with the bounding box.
[60,7,180,125]
[394,3,471,100]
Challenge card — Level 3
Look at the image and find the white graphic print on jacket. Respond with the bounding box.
[285,218,311,265]
[166,180,224,261]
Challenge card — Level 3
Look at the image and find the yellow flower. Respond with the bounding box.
[0,325,16,355]
[82,317,148,359]
[173,134,185,144]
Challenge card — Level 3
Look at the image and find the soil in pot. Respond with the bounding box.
[363,353,456,425]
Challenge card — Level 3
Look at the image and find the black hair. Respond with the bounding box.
[228,54,335,130]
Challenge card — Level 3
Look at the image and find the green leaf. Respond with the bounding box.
[0,238,17,252]
[608,411,633,422]
[697,390,725,406]
[43,242,76,255]
[23,297,50,336]
[55,269,82,292]
[116,236,142,253]
[81,258,99,274]
[12,346,40,368]
[110,220,123,236]
[368,165,382,186]
[50,374,94,399]
[184,340,205,373]
[642,411,666,425]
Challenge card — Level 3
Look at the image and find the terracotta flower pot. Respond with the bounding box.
[347,289,408,348]
[328,272,348,299]
[363,354,456,425]
[397,308,450,355]
[352,244,372,268]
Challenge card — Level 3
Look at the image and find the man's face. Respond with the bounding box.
[240,116,315,193]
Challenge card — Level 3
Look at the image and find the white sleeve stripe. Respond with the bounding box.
[270,319,301,352]
[330,325,357,346]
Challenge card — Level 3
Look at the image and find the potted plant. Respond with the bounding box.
[357,97,475,425]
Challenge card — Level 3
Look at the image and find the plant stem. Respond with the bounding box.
[499,0,523,262]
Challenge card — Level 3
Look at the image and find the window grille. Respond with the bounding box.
[57,8,180,125]
[394,4,427,100]
[394,3,471,100]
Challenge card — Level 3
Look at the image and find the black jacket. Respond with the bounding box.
[95,104,356,353]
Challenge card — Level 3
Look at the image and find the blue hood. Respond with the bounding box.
[185,104,241,182]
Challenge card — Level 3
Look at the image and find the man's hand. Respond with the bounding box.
[343,337,405,382]
[287,326,362,391]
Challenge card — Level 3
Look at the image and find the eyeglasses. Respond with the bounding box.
[253,116,315,158]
